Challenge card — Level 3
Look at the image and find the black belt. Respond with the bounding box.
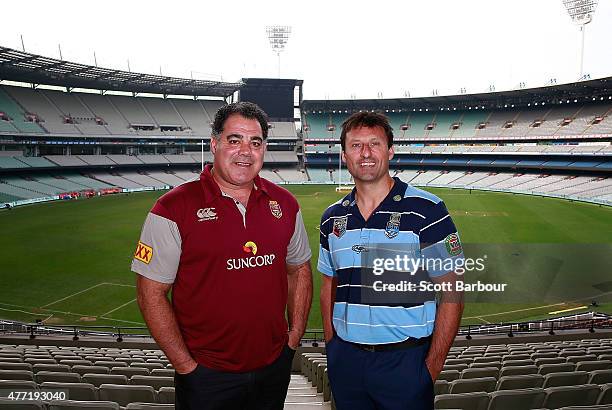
[344,336,430,352]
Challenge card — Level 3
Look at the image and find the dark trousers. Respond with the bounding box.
[326,335,434,410]
[175,345,295,410]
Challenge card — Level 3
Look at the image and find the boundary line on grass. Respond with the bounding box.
[100,298,137,317]
[41,283,106,308]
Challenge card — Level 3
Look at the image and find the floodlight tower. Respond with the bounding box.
[266,26,291,78]
[562,0,599,79]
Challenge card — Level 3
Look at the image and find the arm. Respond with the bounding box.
[425,271,464,381]
[136,274,197,374]
[286,260,313,349]
[320,274,337,342]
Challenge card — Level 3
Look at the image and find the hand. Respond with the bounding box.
[287,329,301,350]
[175,359,198,375]
[425,357,443,382]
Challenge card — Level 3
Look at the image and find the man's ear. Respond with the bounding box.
[341,151,346,163]
[388,145,395,161]
[211,136,217,155]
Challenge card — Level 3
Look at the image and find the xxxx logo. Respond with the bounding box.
[134,241,153,264]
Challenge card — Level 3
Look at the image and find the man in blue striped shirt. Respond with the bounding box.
[318,112,464,409]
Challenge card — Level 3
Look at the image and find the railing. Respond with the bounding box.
[2,313,611,343]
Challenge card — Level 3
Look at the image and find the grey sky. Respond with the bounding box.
[1,0,610,100]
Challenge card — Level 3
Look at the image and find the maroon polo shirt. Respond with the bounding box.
[132,165,305,372]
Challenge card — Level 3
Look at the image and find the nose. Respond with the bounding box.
[361,144,372,158]
[238,140,252,156]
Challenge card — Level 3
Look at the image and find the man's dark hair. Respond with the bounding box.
[211,102,269,139]
[340,111,394,151]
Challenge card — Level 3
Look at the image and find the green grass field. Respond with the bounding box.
[1,185,611,331]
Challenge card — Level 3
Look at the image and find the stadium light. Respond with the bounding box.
[266,26,291,78]
[562,0,599,78]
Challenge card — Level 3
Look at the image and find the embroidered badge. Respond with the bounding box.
[342,200,350,207]
[269,200,282,219]
[332,216,348,238]
[444,233,463,256]
[385,212,401,239]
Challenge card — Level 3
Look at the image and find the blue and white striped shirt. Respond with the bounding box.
[318,177,464,344]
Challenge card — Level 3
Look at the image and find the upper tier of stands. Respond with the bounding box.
[303,102,612,140]
[0,86,297,140]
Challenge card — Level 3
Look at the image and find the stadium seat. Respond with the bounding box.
[566,354,598,364]
[0,398,44,409]
[32,363,70,373]
[0,362,31,371]
[0,380,37,391]
[130,375,174,389]
[542,371,589,388]
[158,387,175,404]
[502,359,533,367]
[95,360,128,368]
[40,381,97,401]
[487,388,546,410]
[111,366,149,377]
[34,370,81,383]
[590,370,612,384]
[130,362,164,371]
[47,400,120,409]
[24,358,55,365]
[98,384,156,407]
[474,356,502,364]
[470,362,500,369]
[499,365,538,377]
[577,360,612,372]
[150,368,174,377]
[125,405,175,409]
[60,359,92,366]
[443,363,469,372]
[539,363,575,375]
[599,383,612,404]
[448,377,496,393]
[72,365,109,376]
[446,358,473,366]
[0,369,33,381]
[535,357,567,366]
[82,373,128,387]
[559,406,612,410]
[543,384,601,408]
[461,367,498,379]
[434,392,489,409]
[435,380,449,395]
[438,370,461,382]
[495,374,544,390]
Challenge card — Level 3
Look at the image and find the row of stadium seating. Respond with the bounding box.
[303,102,612,139]
[0,344,329,409]
[0,85,298,139]
[0,152,299,169]
[298,338,612,409]
[305,143,612,155]
[1,169,609,204]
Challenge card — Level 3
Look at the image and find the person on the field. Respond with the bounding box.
[318,111,464,410]
[132,102,313,410]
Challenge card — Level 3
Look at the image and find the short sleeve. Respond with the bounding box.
[131,211,182,284]
[286,210,312,266]
[317,211,335,277]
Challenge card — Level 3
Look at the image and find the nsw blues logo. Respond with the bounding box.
[332,216,348,238]
[385,212,401,239]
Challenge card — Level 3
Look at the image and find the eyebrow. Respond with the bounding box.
[226,134,263,142]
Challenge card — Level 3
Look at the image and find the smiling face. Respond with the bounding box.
[210,114,265,189]
[342,125,394,184]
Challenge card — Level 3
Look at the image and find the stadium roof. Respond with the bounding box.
[303,76,612,112]
[0,46,242,97]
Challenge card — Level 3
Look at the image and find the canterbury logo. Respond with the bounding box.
[197,207,217,221]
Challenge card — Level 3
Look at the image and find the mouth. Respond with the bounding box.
[360,161,376,167]
[234,161,252,167]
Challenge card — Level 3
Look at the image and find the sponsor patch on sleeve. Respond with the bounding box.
[444,233,462,256]
[134,241,153,264]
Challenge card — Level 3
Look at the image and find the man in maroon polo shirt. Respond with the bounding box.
[131,102,313,410]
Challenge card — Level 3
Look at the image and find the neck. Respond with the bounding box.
[355,175,394,210]
[211,168,254,204]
